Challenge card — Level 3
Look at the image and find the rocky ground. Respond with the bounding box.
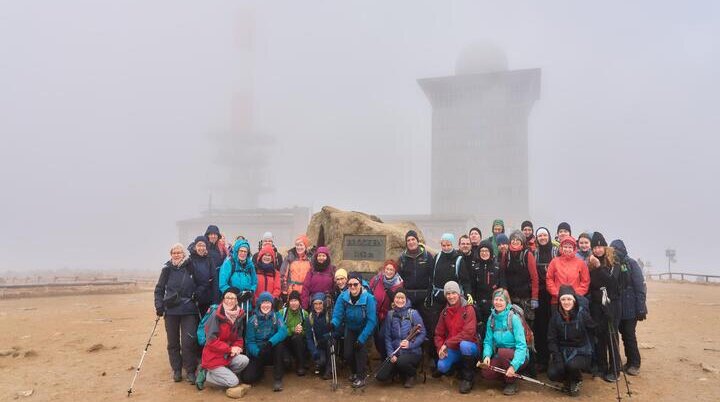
[0,281,718,401]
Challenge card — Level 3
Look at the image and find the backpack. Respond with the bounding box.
[197,304,219,346]
[489,303,535,352]
[387,308,417,325]
[251,311,279,332]
[431,253,464,294]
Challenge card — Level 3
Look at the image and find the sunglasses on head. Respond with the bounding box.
[347,282,361,287]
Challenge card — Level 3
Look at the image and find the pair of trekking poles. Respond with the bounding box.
[601,287,633,401]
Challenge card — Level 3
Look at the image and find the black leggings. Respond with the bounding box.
[375,353,422,381]
[344,329,369,377]
[241,342,286,383]
[548,355,590,382]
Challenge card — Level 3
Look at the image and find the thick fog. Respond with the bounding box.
[1,1,718,275]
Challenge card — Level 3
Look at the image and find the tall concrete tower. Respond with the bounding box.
[418,43,540,227]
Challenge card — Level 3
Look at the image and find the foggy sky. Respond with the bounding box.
[1,1,718,275]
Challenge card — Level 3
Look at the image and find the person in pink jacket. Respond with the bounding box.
[545,236,590,305]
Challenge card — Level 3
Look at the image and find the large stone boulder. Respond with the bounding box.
[306,206,426,274]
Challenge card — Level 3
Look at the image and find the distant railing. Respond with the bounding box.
[646,272,720,283]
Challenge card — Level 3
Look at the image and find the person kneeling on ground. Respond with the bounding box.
[280,290,309,376]
[434,281,479,394]
[330,272,377,389]
[376,288,426,388]
[481,288,529,396]
[241,292,287,391]
[547,285,596,397]
[196,287,251,398]
[307,292,333,379]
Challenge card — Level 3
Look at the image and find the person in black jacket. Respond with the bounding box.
[547,285,596,396]
[469,240,505,342]
[610,239,648,376]
[205,225,228,304]
[589,232,622,383]
[188,235,215,316]
[154,243,202,384]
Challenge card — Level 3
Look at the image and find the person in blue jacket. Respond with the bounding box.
[241,292,287,391]
[306,292,333,379]
[219,238,257,312]
[376,288,426,388]
[611,239,648,376]
[331,272,377,388]
[154,243,202,384]
[480,288,528,396]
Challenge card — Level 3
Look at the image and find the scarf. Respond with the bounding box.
[382,273,402,288]
[224,305,240,324]
[314,259,329,271]
[258,261,275,275]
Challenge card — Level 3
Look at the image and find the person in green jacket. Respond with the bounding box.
[280,291,309,376]
[484,219,505,256]
[481,288,528,396]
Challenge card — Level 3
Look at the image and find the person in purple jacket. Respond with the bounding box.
[300,246,336,310]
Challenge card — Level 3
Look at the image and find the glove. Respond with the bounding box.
[238,291,254,303]
[354,341,363,351]
[156,309,164,317]
[637,313,647,321]
[530,299,539,310]
[191,293,197,302]
[466,294,474,305]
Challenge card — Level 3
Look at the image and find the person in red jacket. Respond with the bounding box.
[370,260,404,360]
[196,287,251,398]
[255,245,282,303]
[546,236,591,306]
[434,281,478,394]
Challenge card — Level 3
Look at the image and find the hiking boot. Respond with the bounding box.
[625,366,640,376]
[603,373,618,383]
[351,377,366,388]
[296,367,307,376]
[186,371,196,385]
[569,380,582,397]
[403,376,416,388]
[561,381,571,394]
[195,369,206,390]
[502,382,518,396]
[459,379,473,394]
[272,379,283,392]
[322,368,332,380]
[431,369,443,378]
[226,384,250,398]
[173,370,182,382]
[348,373,358,382]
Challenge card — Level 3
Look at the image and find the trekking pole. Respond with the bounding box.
[127,316,161,397]
[368,324,423,382]
[476,363,565,392]
[602,287,623,402]
[329,338,338,391]
[608,319,632,398]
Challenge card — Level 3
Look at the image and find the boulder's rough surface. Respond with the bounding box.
[306,206,426,273]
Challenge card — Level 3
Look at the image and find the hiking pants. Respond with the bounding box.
[437,341,478,373]
[283,334,307,371]
[241,343,285,384]
[548,355,590,383]
[343,329,369,377]
[481,348,527,384]
[375,353,422,381]
[619,318,641,368]
[596,316,622,376]
[533,290,552,368]
[164,314,198,374]
[206,354,250,388]
[373,321,388,360]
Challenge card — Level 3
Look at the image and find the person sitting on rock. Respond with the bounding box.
[241,292,287,391]
[434,281,478,394]
[195,287,251,398]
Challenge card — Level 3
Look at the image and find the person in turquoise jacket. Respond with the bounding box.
[241,292,287,391]
[330,272,377,389]
[481,288,528,396]
[219,239,257,313]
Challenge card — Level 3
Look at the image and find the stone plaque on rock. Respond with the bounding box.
[343,235,386,261]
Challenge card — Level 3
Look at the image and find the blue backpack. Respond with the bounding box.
[197,304,219,346]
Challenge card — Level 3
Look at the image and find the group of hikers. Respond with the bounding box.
[153,220,647,398]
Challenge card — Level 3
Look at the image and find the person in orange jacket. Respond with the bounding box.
[545,236,591,306]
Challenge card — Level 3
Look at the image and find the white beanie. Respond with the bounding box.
[444,281,461,296]
[262,232,273,241]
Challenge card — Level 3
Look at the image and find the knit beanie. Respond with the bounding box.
[405,230,419,242]
[558,285,577,301]
[440,233,456,244]
[560,236,578,249]
[348,271,364,283]
[262,231,273,241]
[535,227,550,238]
[443,281,461,296]
[256,292,274,308]
[469,227,482,237]
[288,290,301,302]
[316,246,330,258]
[557,222,572,235]
[496,233,509,245]
[334,268,348,280]
[591,232,608,248]
[492,219,505,232]
[258,244,275,262]
[311,292,326,304]
[521,220,533,230]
